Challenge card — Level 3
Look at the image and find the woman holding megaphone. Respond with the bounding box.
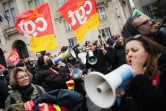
[110,35,166,111]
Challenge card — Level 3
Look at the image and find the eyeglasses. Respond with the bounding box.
[133,34,141,38]
[17,74,29,80]
[135,20,150,28]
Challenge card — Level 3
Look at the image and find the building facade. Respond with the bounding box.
[0,0,132,66]
[132,0,161,22]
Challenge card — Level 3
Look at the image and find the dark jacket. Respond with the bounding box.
[86,48,112,74]
[153,30,166,48]
[34,66,69,92]
[112,71,166,111]
[33,89,84,111]
[0,76,9,109]
[106,38,115,47]
[160,26,166,37]
[112,44,126,70]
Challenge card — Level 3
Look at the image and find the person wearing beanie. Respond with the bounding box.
[34,55,69,92]
[0,70,9,109]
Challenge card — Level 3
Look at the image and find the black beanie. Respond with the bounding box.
[16,61,25,67]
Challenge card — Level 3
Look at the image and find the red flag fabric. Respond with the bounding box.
[59,0,100,43]
[15,3,57,52]
[8,48,20,65]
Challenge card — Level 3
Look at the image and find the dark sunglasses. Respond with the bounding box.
[135,20,150,28]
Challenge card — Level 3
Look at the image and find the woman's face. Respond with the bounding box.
[17,71,30,87]
[125,40,148,67]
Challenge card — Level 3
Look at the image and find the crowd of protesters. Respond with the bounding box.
[0,16,166,111]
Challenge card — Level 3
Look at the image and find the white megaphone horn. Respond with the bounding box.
[53,46,76,64]
[84,64,133,108]
[88,50,97,65]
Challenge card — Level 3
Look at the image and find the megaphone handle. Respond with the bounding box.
[117,84,125,105]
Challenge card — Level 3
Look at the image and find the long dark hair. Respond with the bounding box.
[125,35,166,79]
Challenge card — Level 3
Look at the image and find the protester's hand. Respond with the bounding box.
[132,56,146,77]
[106,44,109,47]
[59,61,66,67]
[102,49,107,55]
[116,89,125,98]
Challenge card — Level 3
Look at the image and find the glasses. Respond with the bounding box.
[17,74,29,80]
[135,20,150,28]
[133,34,141,38]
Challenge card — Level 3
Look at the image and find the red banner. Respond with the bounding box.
[15,3,57,52]
[0,64,6,71]
[8,48,20,65]
[59,0,99,43]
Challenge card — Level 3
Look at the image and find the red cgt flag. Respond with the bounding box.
[15,3,57,52]
[8,48,20,65]
[59,0,100,43]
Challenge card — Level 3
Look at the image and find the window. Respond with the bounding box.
[98,7,107,21]
[68,37,77,47]
[64,20,71,31]
[14,40,29,59]
[99,27,112,38]
[28,0,40,9]
[57,0,68,8]
[3,0,16,27]
[142,4,154,19]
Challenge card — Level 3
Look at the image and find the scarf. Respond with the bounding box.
[152,71,160,88]
[18,84,34,102]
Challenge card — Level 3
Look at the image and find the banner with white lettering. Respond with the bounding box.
[15,3,56,52]
[8,48,20,65]
[59,0,100,43]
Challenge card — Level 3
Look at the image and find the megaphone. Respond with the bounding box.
[53,46,76,64]
[84,64,132,108]
[71,68,83,80]
[88,50,97,65]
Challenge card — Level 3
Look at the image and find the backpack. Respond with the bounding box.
[33,89,84,111]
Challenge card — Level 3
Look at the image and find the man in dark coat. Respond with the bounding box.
[0,70,9,109]
[86,41,112,74]
[112,34,126,70]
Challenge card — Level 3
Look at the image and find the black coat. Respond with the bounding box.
[112,44,126,70]
[153,30,166,48]
[86,48,112,74]
[0,76,9,109]
[112,70,166,111]
[106,38,115,47]
[34,66,69,92]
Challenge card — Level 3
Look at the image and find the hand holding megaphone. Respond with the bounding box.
[102,49,107,55]
[84,64,133,108]
[52,46,76,65]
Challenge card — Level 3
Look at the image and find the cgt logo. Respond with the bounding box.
[9,53,19,62]
[68,0,92,26]
[18,9,48,37]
